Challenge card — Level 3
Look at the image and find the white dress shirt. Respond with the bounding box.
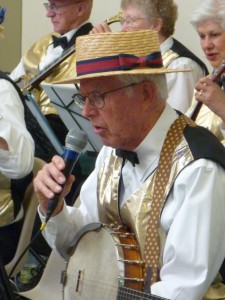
[161,37,205,113]
[10,26,84,81]
[39,105,225,300]
[0,79,34,178]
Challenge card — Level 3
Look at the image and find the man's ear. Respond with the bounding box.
[141,81,156,103]
[77,2,86,16]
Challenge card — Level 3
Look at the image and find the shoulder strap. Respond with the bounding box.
[144,115,196,289]
[144,113,225,289]
[171,38,209,75]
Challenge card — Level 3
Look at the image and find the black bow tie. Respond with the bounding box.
[116,149,139,167]
[52,35,68,49]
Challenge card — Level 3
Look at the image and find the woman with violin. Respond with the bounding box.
[189,0,225,141]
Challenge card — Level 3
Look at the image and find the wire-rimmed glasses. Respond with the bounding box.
[73,83,138,109]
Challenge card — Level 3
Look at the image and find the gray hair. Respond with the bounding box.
[116,74,168,101]
[190,0,225,30]
[120,0,178,37]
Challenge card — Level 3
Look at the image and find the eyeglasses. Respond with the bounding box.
[120,16,146,27]
[73,83,137,109]
[43,2,82,14]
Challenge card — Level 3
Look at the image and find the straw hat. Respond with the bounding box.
[58,29,188,84]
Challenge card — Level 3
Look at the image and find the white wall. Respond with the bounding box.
[21,0,121,52]
[22,0,211,71]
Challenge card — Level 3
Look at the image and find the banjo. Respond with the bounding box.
[61,223,170,300]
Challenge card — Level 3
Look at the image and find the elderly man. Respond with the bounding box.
[34,30,225,300]
[10,0,93,156]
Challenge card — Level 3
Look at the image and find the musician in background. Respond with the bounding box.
[90,0,208,114]
[34,30,225,300]
[10,0,93,152]
[0,8,34,265]
[186,0,225,142]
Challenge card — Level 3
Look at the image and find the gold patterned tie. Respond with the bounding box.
[143,114,196,288]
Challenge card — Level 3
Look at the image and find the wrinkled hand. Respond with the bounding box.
[89,21,111,34]
[34,155,75,216]
[195,76,225,122]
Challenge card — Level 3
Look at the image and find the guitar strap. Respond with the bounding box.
[143,114,196,290]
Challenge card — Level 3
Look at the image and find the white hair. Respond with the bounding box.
[190,0,225,30]
[116,74,168,101]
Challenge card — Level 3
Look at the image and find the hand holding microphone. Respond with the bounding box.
[43,128,87,226]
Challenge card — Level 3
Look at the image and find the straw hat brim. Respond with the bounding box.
[54,67,190,85]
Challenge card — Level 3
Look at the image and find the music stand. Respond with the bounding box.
[0,258,30,300]
[0,257,14,300]
[41,82,103,152]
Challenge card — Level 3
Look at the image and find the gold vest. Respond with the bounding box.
[97,138,225,299]
[162,49,179,68]
[0,173,14,226]
[97,136,193,260]
[22,33,77,115]
[188,99,224,142]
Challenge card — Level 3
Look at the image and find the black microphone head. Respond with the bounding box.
[65,129,88,153]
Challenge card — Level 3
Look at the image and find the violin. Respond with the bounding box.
[191,60,225,121]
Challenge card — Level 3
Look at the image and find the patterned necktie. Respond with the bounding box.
[52,35,68,49]
[143,114,196,290]
[116,149,139,167]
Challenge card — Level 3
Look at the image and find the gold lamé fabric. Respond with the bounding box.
[97,140,225,298]
[22,33,77,115]
[204,280,225,300]
[188,98,224,141]
[162,49,179,68]
[0,173,14,226]
[97,138,194,260]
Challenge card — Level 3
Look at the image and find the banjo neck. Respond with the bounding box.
[117,285,169,299]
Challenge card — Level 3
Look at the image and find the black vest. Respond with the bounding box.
[171,38,209,76]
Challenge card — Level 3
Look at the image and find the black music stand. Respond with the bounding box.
[0,258,30,300]
[41,82,103,152]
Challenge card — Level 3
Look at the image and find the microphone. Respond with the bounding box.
[45,128,88,224]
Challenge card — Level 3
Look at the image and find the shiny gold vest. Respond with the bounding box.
[162,49,179,68]
[22,33,77,115]
[97,137,225,299]
[188,100,224,142]
[97,136,193,260]
[0,173,14,226]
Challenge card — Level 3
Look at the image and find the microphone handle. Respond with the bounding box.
[46,149,80,221]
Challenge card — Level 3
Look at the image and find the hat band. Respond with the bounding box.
[76,52,163,76]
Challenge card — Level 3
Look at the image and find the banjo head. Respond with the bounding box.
[63,223,143,300]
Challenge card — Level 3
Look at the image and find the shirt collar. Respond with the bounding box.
[160,36,173,55]
[60,21,90,42]
[133,104,179,180]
